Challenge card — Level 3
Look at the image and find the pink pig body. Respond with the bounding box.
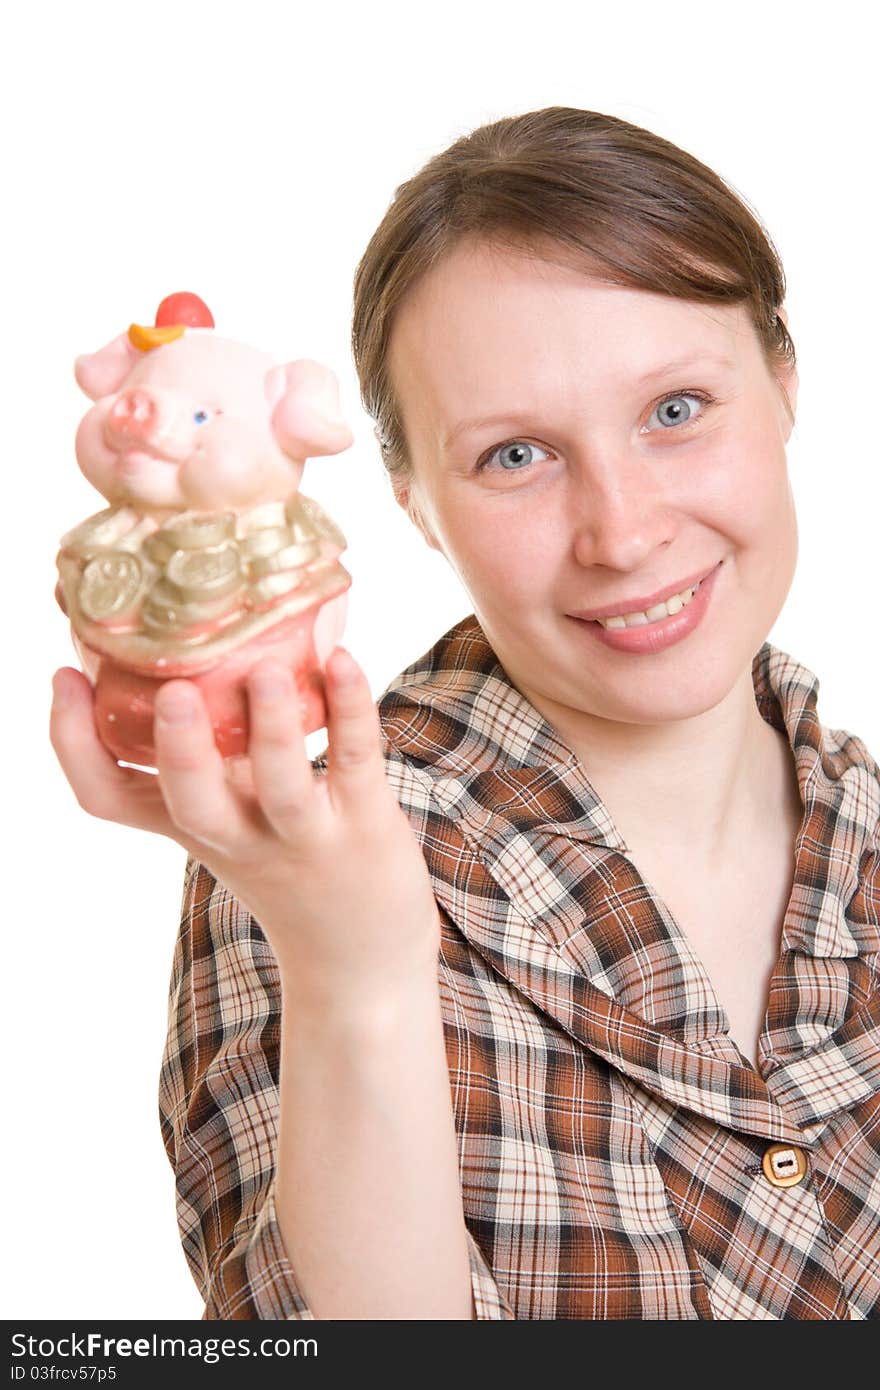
[57,307,354,767]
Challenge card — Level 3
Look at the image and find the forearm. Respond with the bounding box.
[275,971,474,1319]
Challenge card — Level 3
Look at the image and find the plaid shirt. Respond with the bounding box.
[159,615,880,1319]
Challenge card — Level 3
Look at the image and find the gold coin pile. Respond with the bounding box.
[79,551,149,624]
[70,498,347,642]
[143,511,236,566]
[62,507,155,560]
[288,493,346,551]
[141,512,245,639]
[242,495,339,608]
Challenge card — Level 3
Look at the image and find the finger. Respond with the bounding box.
[323,648,389,813]
[49,666,177,835]
[225,755,258,799]
[245,659,318,838]
[153,680,260,853]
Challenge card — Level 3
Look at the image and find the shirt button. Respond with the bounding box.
[762,1142,808,1188]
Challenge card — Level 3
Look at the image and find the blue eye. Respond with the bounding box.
[645,391,713,431]
[475,440,552,474]
[193,409,210,425]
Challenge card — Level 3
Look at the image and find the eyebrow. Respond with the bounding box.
[441,351,737,449]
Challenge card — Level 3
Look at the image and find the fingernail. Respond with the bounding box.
[330,648,359,685]
[51,673,71,709]
[156,690,197,724]
[251,664,288,699]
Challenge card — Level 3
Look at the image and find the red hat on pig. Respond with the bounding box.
[128,292,215,353]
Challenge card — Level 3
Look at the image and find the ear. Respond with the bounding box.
[394,482,442,553]
[773,308,798,430]
[74,332,143,401]
[783,363,799,422]
[774,362,798,437]
[265,359,354,461]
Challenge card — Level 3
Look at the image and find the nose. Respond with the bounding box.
[570,474,675,572]
[106,389,158,443]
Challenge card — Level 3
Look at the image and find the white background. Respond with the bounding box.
[4,0,877,1319]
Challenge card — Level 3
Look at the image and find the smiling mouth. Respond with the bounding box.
[120,450,177,469]
[587,577,705,629]
[569,562,721,628]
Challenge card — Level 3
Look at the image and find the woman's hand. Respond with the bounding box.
[49,650,442,1008]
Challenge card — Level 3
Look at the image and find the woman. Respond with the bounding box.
[50,107,880,1319]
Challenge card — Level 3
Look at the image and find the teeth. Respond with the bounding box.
[599,582,699,629]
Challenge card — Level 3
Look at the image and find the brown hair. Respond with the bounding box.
[351,106,796,496]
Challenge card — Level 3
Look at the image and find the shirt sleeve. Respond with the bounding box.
[158,852,514,1320]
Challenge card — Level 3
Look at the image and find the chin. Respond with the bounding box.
[564,634,758,724]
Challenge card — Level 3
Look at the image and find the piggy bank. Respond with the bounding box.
[55,293,353,768]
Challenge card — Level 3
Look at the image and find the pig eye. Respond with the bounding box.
[193,409,210,424]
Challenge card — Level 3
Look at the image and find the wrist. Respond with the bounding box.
[278,959,441,1033]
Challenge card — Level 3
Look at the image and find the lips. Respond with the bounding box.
[120,447,173,464]
[567,558,722,655]
[569,563,720,622]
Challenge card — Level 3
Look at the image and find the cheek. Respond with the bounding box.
[438,499,557,604]
[180,423,288,503]
[74,408,116,485]
[706,426,798,614]
[179,438,253,507]
[703,423,792,543]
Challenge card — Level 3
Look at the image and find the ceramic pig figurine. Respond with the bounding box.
[55,293,353,767]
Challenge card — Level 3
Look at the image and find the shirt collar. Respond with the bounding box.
[379,615,625,850]
[380,613,879,865]
[379,614,880,1132]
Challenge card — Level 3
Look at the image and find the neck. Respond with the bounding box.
[522,664,800,864]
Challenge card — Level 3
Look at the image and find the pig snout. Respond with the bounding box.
[105,389,159,446]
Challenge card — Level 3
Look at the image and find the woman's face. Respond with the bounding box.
[387,238,799,731]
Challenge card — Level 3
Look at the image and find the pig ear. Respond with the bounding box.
[265,359,354,461]
[74,332,143,401]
